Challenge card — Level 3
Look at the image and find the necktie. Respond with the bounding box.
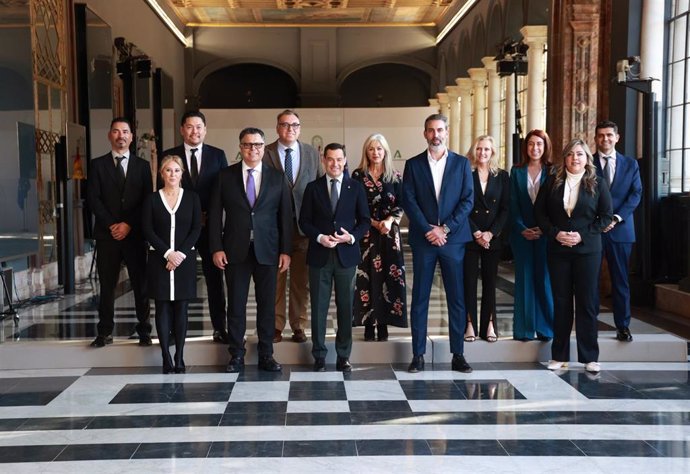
[115,156,126,188]
[190,148,199,185]
[330,178,339,213]
[284,148,293,185]
[603,155,612,184]
[246,168,256,208]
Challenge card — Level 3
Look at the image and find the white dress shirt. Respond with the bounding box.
[111,150,130,175]
[184,143,202,176]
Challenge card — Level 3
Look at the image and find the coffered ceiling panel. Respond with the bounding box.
[164,0,460,26]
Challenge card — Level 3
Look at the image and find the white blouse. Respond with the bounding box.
[563,170,585,217]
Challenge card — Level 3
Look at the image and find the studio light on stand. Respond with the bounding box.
[495,39,529,165]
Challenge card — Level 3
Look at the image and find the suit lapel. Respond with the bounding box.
[104,154,121,188]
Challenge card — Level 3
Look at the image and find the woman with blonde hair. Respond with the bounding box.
[463,135,510,343]
[142,155,201,373]
[535,139,612,373]
[352,133,408,341]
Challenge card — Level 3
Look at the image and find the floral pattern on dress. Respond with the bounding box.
[352,169,408,327]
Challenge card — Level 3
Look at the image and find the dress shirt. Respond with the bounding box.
[278,141,300,182]
[184,143,202,176]
[427,149,448,202]
[241,161,262,197]
[111,151,130,175]
[599,154,616,184]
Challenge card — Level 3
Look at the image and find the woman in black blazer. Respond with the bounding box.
[535,139,612,373]
[463,135,510,342]
[142,155,202,374]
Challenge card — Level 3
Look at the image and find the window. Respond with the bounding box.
[666,0,690,192]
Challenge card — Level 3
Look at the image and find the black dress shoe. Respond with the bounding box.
[291,329,307,343]
[336,357,352,372]
[364,325,375,341]
[258,356,282,372]
[408,355,425,373]
[90,335,113,348]
[174,367,186,374]
[163,367,174,374]
[226,356,245,373]
[616,327,633,342]
[139,334,153,346]
[213,330,229,344]
[451,354,473,373]
[313,357,326,372]
[377,325,388,342]
[536,334,552,342]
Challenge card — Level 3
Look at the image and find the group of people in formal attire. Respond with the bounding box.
[86,110,640,376]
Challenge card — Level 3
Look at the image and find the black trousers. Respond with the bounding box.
[547,251,601,364]
[463,246,501,339]
[96,238,150,337]
[155,299,189,370]
[225,244,278,358]
[197,226,226,332]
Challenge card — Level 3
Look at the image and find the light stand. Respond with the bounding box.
[495,39,529,165]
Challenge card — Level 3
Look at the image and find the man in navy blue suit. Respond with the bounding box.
[593,120,642,342]
[402,114,474,373]
[162,111,229,344]
[299,143,370,372]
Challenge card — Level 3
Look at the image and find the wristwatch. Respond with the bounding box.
[442,224,450,235]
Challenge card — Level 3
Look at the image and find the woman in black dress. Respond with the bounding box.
[142,155,201,373]
[352,133,407,341]
[463,135,510,343]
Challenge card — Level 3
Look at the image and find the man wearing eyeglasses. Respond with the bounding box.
[263,110,322,344]
[209,127,293,373]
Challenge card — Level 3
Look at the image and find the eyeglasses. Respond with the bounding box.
[240,142,265,150]
[278,122,301,130]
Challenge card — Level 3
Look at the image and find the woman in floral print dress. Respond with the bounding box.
[352,133,408,341]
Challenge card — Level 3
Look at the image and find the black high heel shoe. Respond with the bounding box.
[377,325,388,341]
[364,325,375,341]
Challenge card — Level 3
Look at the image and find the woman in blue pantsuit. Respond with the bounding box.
[509,129,554,341]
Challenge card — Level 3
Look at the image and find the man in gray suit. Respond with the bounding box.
[263,109,322,343]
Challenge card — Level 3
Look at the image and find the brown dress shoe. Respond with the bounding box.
[291,329,307,343]
[273,330,282,343]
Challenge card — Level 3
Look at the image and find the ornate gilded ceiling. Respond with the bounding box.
[164,0,459,27]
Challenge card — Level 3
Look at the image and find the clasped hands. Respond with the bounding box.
[371,218,393,235]
[319,227,353,248]
[521,227,542,241]
[425,225,447,247]
[473,230,493,249]
[109,222,131,241]
[556,230,582,247]
[166,251,186,271]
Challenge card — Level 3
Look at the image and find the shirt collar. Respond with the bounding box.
[184,143,203,153]
[242,161,262,174]
[427,149,448,164]
[112,150,130,159]
[278,141,297,153]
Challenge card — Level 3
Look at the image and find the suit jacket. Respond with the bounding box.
[87,152,152,241]
[593,151,642,243]
[263,140,322,234]
[534,174,613,255]
[299,174,370,268]
[468,168,510,250]
[401,150,474,247]
[142,189,201,301]
[508,165,549,244]
[208,162,292,265]
[161,143,228,212]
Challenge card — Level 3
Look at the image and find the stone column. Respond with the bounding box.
[456,77,473,155]
[445,86,461,152]
[468,67,487,143]
[436,92,450,119]
[640,1,664,99]
[520,25,548,133]
[505,74,517,171]
[482,56,502,159]
[428,98,440,114]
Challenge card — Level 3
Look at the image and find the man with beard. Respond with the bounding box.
[401,114,474,373]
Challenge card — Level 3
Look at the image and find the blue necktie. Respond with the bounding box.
[246,169,256,207]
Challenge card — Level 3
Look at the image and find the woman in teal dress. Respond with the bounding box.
[509,129,554,341]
